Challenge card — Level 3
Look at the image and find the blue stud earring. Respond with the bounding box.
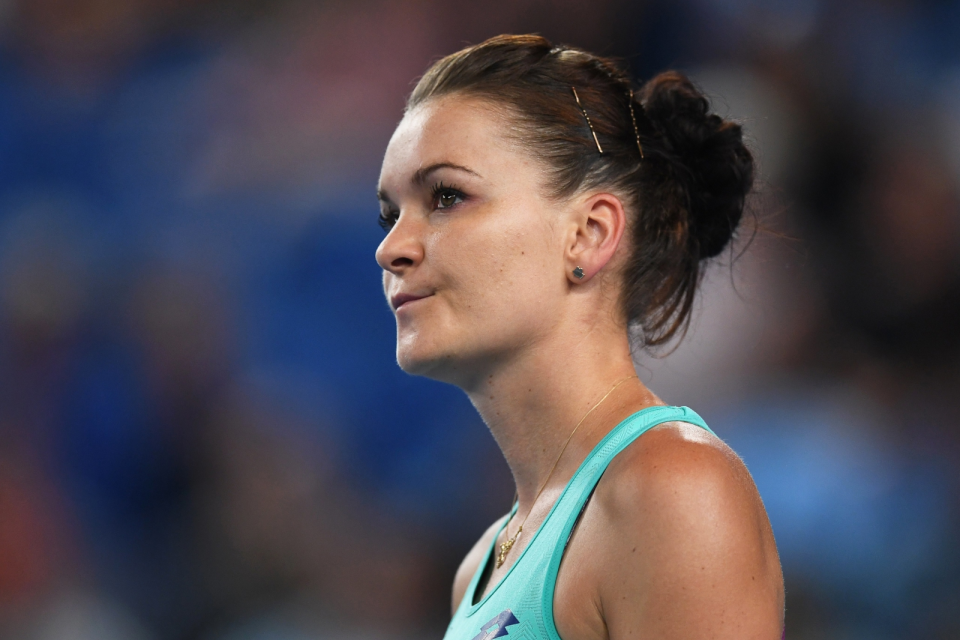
[573,266,585,279]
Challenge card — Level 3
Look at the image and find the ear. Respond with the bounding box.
[565,192,628,283]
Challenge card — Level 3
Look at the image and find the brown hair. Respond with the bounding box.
[407,34,754,346]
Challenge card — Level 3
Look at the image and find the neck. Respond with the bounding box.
[463,324,661,513]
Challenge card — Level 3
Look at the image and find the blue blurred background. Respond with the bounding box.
[0,1,958,638]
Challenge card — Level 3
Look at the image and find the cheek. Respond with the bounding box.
[432,213,563,335]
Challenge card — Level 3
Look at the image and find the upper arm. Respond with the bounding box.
[451,514,509,616]
[596,424,784,640]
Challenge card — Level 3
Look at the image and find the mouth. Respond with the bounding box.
[391,292,432,311]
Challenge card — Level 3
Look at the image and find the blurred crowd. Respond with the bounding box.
[0,1,958,639]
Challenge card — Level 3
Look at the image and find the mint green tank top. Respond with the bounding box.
[444,405,714,640]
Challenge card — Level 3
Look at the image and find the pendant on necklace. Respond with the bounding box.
[496,525,522,569]
[496,539,513,569]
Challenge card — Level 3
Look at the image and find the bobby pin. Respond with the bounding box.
[571,87,603,154]
[628,89,645,159]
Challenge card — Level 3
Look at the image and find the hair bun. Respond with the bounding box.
[640,71,754,258]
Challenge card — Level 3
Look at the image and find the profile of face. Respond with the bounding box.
[376,96,601,387]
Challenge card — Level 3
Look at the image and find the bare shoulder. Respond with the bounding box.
[609,420,759,504]
[590,421,784,639]
[451,513,510,616]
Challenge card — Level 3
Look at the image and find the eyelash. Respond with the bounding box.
[378,208,398,231]
[377,182,467,232]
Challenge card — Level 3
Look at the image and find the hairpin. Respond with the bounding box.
[628,90,644,159]
[571,87,603,154]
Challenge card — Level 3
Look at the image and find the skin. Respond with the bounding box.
[376,94,784,640]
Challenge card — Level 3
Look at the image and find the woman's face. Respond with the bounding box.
[376,95,573,386]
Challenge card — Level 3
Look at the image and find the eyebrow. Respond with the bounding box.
[377,162,482,203]
[413,162,482,184]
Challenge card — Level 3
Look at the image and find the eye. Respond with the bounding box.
[378,208,399,231]
[437,191,459,208]
[431,182,465,210]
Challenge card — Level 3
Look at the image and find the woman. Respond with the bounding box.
[375,35,784,640]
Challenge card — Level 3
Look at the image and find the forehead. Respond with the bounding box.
[379,95,535,186]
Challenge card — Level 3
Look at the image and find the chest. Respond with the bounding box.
[470,499,610,640]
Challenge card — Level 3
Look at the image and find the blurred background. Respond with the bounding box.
[0,0,958,638]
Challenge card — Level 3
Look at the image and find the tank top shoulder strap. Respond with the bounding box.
[544,405,712,541]
[536,405,713,637]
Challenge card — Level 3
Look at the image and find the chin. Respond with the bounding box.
[396,340,448,377]
[395,333,476,386]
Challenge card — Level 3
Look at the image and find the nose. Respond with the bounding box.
[375,213,425,275]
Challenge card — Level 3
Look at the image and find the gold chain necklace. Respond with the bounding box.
[495,374,638,569]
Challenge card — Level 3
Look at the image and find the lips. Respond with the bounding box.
[391,292,432,311]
